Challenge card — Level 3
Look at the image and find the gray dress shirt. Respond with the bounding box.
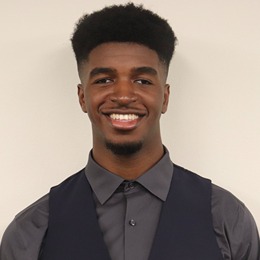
[0,150,259,260]
[85,149,173,260]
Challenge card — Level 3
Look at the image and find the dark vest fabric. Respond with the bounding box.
[39,165,223,260]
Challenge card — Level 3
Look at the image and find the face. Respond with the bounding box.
[78,42,170,155]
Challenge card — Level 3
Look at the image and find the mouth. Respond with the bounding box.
[110,113,139,121]
[107,113,142,130]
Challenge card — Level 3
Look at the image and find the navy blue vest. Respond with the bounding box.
[39,165,223,260]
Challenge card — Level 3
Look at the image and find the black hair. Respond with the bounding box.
[71,3,177,69]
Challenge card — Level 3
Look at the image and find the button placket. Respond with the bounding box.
[124,192,139,260]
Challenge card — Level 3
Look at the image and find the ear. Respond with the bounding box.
[161,84,170,114]
[77,84,88,113]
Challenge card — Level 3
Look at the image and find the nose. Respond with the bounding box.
[110,81,137,105]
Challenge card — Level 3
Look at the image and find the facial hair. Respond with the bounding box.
[105,141,143,155]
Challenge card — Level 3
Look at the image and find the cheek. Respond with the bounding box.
[146,92,165,112]
[84,93,104,121]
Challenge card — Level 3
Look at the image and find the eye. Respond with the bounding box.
[134,79,152,85]
[94,78,113,84]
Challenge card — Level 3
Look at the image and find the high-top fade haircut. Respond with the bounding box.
[71,3,177,71]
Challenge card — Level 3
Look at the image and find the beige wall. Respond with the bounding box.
[1,0,259,239]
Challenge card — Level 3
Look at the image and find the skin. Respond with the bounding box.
[78,42,170,179]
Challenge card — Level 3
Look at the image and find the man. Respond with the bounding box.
[0,3,259,260]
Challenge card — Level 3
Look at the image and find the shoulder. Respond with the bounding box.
[0,194,49,260]
[211,184,260,260]
[211,184,256,232]
[0,169,86,260]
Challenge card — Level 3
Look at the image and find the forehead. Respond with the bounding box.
[83,42,162,71]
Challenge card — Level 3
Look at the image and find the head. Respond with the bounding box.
[71,3,177,157]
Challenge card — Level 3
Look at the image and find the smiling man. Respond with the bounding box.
[77,42,169,179]
[0,3,259,260]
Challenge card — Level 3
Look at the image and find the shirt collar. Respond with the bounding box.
[137,148,173,201]
[85,152,123,205]
[85,147,173,205]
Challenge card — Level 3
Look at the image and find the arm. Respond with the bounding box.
[0,194,49,260]
[212,184,260,260]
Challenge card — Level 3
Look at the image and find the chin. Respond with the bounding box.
[105,141,143,155]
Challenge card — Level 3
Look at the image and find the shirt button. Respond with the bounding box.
[129,219,136,226]
[124,182,135,192]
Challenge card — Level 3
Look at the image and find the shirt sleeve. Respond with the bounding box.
[0,194,49,260]
[212,184,260,260]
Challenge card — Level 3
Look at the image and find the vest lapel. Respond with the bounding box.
[149,165,223,260]
[40,170,111,260]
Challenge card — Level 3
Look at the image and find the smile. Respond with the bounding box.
[109,113,139,121]
[107,113,141,130]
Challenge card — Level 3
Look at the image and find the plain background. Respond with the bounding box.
[0,0,259,240]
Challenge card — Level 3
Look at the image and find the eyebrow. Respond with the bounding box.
[89,66,158,78]
[132,67,158,76]
[89,67,116,78]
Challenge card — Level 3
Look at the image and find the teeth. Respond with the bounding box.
[110,114,139,120]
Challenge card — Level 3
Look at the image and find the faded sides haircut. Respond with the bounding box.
[71,3,177,70]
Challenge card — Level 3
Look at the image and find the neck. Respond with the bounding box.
[92,144,164,180]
